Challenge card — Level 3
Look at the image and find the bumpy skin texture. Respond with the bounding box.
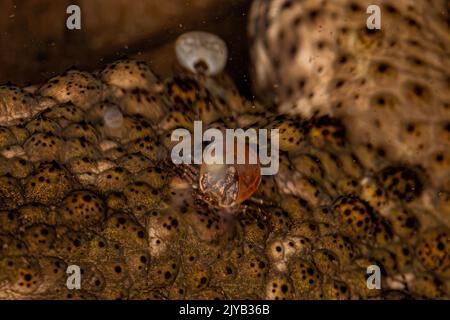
[0,2,449,298]
[249,0,450,190]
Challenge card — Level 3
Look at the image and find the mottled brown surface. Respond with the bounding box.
[0,58,449,299]
[0,0,449,301]
[249,0,450,190]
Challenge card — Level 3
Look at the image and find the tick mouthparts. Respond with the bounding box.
[200,164,239,207]
[199,140,261,208]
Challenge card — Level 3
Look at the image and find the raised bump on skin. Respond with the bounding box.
[103,106,124,129]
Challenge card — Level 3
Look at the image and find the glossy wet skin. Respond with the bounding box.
[0,4,449,299]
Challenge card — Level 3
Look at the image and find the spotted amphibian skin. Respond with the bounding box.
[0,25,449,299]
[249,0,450,190]
[0,85,56,126]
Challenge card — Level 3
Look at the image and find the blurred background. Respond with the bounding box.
[0,0,252,96]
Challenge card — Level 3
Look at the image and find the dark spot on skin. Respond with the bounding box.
[349,2,361,12]
[414,85,424,97]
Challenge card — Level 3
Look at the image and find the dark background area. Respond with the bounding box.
[0,0,253,97]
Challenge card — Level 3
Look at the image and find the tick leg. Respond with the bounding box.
[171,163,199,188]
[247,196,276,207]
[239,203,269,222]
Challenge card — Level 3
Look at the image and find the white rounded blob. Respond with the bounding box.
[103,106,124,129]
[175,31,228,76]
